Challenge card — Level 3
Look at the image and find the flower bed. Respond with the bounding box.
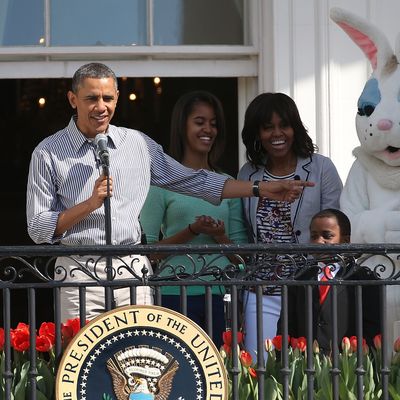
[2,322,400,399]
[0,319,84,400]
[221,331,400,399]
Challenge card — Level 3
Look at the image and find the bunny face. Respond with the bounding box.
[356,69,400,166]
[331,7,400,166]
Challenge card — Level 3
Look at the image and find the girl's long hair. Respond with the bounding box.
[169,90,226,171]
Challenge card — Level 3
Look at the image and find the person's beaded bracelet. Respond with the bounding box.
[252,180,260,197]
[188,224,199,235]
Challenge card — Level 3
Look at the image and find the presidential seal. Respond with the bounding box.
[56,305,227,400]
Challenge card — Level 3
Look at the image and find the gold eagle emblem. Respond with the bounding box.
[107,346,179,400]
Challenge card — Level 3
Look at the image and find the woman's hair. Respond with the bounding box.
[241,92,315,166]
[311,208,351,240]
[169,90,226,170]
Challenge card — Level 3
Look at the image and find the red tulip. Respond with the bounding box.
[13,322,29,334]
[349,336,366,353]
[272,335,282,351]
[363,342,369,356]
[240,350,253,367]
[290,337,298,349]
[222,330,243,346]
[373,334,382,350]
[39,322,55,345]
[62,318,87,344]
[0,328,4,351]
[11,323,30,352]
[350,336,357,352]
[223,343,231,356]
[272,335,290,351]
[342,337,350,352]
[297,337,307,352]
[249,367,257,378]
[36,335,53,352]
[222,330,231,345]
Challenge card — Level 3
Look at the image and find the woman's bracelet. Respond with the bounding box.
[252,180,260,197]
[188,224,199,235]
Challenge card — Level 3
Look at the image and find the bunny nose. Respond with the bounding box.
[377,119,393,131]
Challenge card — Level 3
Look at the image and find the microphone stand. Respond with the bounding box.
[102,163,114,311]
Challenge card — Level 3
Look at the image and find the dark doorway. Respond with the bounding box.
[1,77,239,246]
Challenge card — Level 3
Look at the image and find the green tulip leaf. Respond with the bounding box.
[13,361,29,400]
[339,374,357,400]
[37,360,55,397]
[264,376,280,400]
[35,387,49,400]
[388,384,400,400]
[238,379,251,399]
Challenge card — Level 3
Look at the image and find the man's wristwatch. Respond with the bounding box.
[252,180,260,197]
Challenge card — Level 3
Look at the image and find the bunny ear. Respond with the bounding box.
[330,7,394,72]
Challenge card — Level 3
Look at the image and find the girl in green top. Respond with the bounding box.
[140,91,247,347]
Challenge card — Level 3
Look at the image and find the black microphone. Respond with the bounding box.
[94,133,110,167]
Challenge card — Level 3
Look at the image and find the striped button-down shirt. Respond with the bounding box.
[26,117,228,245]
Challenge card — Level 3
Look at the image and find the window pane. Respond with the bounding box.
[154,0,244,45]
[51,0,147,46]
[0,0,44,46]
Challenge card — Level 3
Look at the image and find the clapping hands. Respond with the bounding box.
[190,215,226,238]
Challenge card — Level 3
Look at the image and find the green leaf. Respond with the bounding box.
[363,355,376,398]
[238,378,251,399]
[238,367,255,400]
[340,352,350,386]
[318,358,333,400]
[13,361,29,400]
[313,354,323,391]
[298,372,308,399]
[314,388,326,400]
[37,359,55,398]
[371,348,382,384]
[339,374,357,400]
[34,387,49,400]
[290,357,304,396]
[0,351,5,394]
[346,354,357,391]
[264,376,280,400]
[266,350,276,376]
[388,384,400,400]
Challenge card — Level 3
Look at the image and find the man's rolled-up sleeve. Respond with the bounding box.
[26,150,63,244]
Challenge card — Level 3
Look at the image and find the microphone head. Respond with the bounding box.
[94,133,109,167]
[94,133,108,148]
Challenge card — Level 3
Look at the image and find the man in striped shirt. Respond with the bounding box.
[26,62,312,321]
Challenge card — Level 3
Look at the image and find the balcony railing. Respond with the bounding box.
[1,243,399,399]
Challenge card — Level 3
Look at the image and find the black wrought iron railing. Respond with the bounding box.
[1,243,399,400]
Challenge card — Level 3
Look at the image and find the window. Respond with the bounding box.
[153,0,244,45]
[0,0,245,47]
[51,0,147,46]
[0,0,44,46]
